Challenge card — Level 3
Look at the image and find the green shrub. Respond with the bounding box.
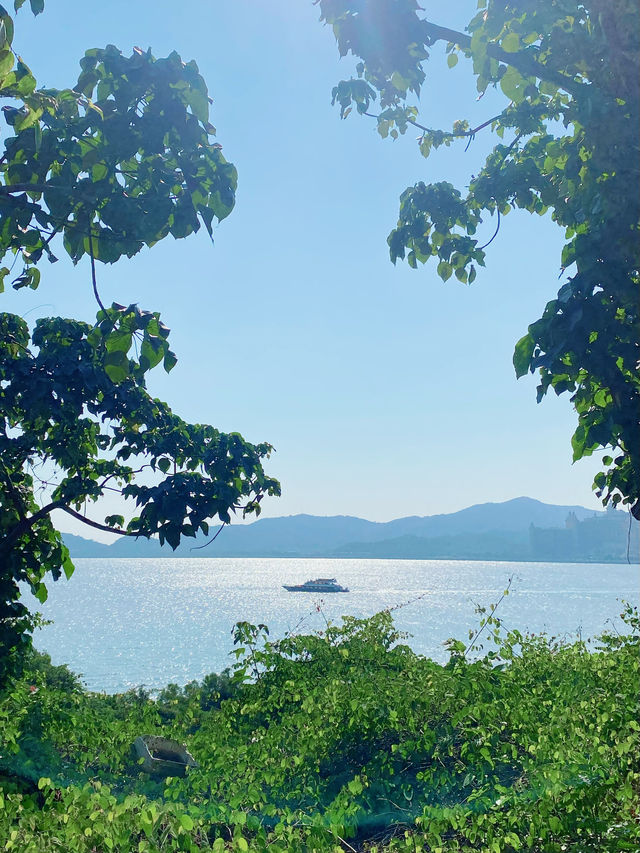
[1,608,638,852]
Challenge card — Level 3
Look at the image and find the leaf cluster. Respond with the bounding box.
[0,306,279,611]
[0,16,236,280]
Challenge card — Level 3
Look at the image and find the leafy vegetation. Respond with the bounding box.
[0,606,638,851]
[318,0,640,520]
[1,4,637,851]
[0,1,279,683]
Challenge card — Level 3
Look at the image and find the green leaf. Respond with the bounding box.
[140,337,164,370]
[34,582,48,603]
[501,33,520,53]
[104,350,129,383]
[91,163,108,181]
[179,814,194,831]
[437,260,452,282]
[62,554,75,580]
[390,71,408,92]
[513,332,535,378]
[347,778,363,795]
[187,87,209,123]
[500,66,527,103]
[0,8,14,49]
[0,47,13,75]
[105,330,133,354]
[163,349,178,373]
[14,105,41,131]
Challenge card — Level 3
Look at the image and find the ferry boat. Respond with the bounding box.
[283,577,349,593]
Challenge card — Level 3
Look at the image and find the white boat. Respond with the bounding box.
[283,577,349,593]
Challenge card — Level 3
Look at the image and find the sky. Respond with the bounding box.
[4,0,605,538]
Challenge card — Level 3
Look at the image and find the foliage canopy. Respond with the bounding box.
[0,1,279,681]
[319,0,640,519]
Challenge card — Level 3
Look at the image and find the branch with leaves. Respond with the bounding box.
[0,1,280,682]
[319,0,640,519]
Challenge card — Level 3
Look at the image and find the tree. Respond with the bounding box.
[318,0,639,518]
[0,1,280,682]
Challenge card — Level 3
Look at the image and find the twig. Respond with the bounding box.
[88,228,106,312]
[386,590,430,614]
[363,111,503,141]
[503,131,524,159]
[190,521,227,551]
[407,113,503,138]
[315,601,331,631]
[283,608,315,640]
[19,302,55,318]
[464,575,513,656]
[477,207,501,250]
[97,465,149,492]
[326,829,357,853]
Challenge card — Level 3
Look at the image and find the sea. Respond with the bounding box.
[23,558,639,694]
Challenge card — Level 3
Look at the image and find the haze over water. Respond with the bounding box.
[26,558,639,693]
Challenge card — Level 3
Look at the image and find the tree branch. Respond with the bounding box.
[421,19,585,99]
[0,498,146,556]
[0,500,64,554]
[365,110,505,141]
[60,506,142,537]
[0,183,54,194]
[411,112,504,138]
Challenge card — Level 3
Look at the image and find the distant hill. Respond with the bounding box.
[331,531,531,561]
[62,533,112,557]
[61,496,638,562]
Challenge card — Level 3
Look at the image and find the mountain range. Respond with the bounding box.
[62,496,639,563]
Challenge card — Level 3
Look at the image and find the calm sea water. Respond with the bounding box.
[24,558,639,693]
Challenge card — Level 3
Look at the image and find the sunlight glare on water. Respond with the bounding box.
[24,558,639,693]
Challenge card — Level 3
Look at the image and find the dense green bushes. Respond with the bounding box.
[1,607,638,851]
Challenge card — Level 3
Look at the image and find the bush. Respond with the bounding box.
[1,608,638,852]
[23,648,83,694]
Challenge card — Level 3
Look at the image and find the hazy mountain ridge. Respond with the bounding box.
[61,496,638,562]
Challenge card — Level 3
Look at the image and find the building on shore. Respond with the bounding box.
[529,507,639,562]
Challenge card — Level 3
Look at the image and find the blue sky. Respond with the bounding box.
[5,1,603,536]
